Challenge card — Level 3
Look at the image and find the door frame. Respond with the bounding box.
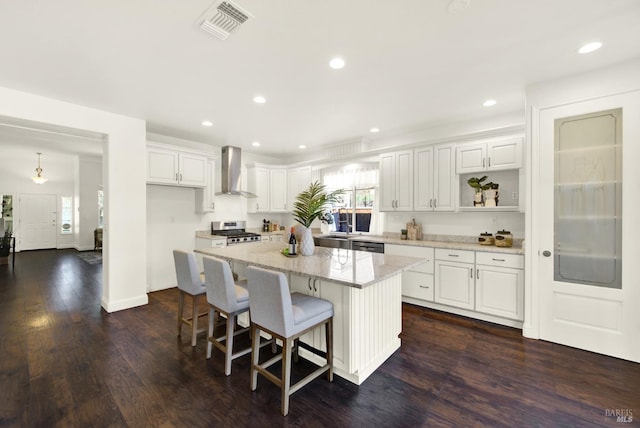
[525,62,640,363]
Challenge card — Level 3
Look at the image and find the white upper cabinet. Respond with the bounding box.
[247,164,288,213]
[146,143,207,188]
[414,144,455,211]
[269,168,288,212]
[195,157,216,213]
[380,150,413,211]
[287,166,312,211]
[456,137,523,174]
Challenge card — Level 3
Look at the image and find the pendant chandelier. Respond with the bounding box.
[32,152,48,184]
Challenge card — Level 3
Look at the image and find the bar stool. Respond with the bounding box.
[246,266,334,416]
[203,256,252,376]
[173,249,208,346]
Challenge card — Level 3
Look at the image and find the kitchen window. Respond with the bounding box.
[322,163,380,234]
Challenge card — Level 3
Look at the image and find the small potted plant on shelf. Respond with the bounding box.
[292,181,344,256]
[467,176,496,207]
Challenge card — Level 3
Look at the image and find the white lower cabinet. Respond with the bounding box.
[475,252,524,321]
[386,244,434,302]
[434,259,475,310]
[412,247,526,327]
[403,271,434,301]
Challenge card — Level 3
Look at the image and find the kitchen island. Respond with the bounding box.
[196,242,425,385]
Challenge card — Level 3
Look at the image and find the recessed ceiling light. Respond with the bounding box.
[329,58,345,69]
[252,141,260,147]
[370,127,380,133]
[483,99,497,107]
[578,41,602,54]
[253,95,266,104]
[201,120,213,127]
[299,145,306,149]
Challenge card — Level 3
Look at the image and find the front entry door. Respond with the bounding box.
[20,193,57,251]
[538,92,640,363]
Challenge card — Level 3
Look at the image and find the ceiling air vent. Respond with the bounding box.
[199,1,254,40]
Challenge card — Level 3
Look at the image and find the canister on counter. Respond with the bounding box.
[495,230,513,247]
[478,232,495,245]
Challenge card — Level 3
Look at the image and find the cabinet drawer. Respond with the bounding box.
[402,271,434,302]
[476,252,523,269]
[435,248,474,264]
[386,244,434,273]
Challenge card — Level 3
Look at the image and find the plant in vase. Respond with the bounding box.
[467,176,495,207]
[292,181,344,256]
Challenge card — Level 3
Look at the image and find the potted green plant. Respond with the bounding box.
[292,181,344,256]
[467,176,495,207]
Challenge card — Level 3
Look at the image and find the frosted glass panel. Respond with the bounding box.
[554,109,622,289]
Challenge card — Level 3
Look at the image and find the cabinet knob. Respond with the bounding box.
[542,250,551,257]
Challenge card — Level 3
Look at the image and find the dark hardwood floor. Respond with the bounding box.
[1,249,638,427]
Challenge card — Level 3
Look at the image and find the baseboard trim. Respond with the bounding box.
[101,294,148,313]
[147,283,177,293]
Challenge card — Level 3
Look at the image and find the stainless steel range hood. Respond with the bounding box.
[216,145,257,197]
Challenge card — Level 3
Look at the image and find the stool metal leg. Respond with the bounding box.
[207,307,216,359]
[250,323,261,391]
[326,318,333,382]
[224,313,235,375]
[177,290,184,336]
[191,294,198,346]
[281,337,292,416]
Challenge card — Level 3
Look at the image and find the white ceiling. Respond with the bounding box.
[1,0,639,157]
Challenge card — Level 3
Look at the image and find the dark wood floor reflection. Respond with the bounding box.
[1,249,638,427]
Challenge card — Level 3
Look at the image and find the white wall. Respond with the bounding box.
[0,86,147,313]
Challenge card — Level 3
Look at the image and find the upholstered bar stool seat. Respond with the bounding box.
[173,249,208,347]
[247,266,334,416]
[203,255,252,376]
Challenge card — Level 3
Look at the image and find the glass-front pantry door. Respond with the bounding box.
[538,93,640,363]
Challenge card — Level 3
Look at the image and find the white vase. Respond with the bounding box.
[296,225,315,256]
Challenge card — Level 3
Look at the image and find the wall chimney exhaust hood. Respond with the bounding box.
[216,145,257,197]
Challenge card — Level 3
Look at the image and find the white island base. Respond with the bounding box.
[289,272,402,385]
[197,243,422,385]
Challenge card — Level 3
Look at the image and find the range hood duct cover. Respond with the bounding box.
[217,145,256,197]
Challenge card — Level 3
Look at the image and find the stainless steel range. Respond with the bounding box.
[211,221,262,245]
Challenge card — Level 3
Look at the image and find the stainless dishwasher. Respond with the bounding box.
[351,240,384,253]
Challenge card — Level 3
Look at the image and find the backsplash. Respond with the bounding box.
[384,211,525,239]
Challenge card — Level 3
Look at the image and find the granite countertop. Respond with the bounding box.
[195,242,425,289]
[345,234,524,255]
[195,231,227,240]
[196,230,524,255]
